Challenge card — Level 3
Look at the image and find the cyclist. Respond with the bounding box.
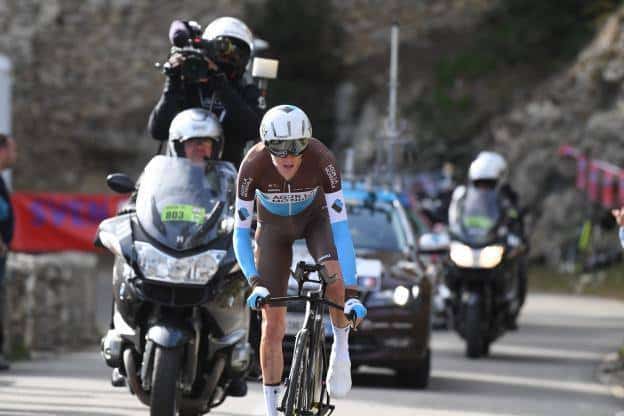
[233,105,367,416]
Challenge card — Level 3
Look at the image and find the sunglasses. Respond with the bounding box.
[266,138,309,158]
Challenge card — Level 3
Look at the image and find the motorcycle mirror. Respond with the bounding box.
[106,173,136,194]
[418,232,450,254]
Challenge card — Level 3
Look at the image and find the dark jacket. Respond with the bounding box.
[148,73,263,167]
[0,177,14,246]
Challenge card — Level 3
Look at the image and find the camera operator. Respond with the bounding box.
[148,17,263,167]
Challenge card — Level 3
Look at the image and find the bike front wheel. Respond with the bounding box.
[284,328,310,416]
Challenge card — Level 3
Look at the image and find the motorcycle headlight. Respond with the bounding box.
[135,242,225,285]
[478,245,504,268]
[449,242,474,267]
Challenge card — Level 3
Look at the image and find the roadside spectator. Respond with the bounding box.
[612,207,624,248]
[0,134,16,371]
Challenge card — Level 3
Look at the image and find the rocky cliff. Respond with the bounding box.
[485,9,624,262]
[0,0,620,262]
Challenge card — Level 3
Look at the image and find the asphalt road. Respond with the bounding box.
[1,293,623,416]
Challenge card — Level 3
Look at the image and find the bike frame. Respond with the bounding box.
[262,261,348,416]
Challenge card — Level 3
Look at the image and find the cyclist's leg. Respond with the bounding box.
[256,222,293,415]
[305,213,352,397]
[305,212,347,327]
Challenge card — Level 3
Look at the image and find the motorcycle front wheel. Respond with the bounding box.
[150,346,183,416]
[465,302,485,359]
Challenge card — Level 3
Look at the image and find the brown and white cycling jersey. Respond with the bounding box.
[233,138,357,290]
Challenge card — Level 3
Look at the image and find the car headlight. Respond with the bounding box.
[411,285,420,299]
[135,242,225,285]
[367,285,412,307]
[478,245,504,268]
[449,241,473,267]
[393,286,410,306]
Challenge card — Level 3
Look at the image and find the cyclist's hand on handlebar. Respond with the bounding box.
[247,286,270,310]
[344,298,367,329]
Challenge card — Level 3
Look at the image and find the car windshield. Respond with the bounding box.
[346,201,408,252]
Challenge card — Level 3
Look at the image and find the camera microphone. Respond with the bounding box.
[169,20,191,47]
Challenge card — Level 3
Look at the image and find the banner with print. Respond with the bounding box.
[10,193,128,252]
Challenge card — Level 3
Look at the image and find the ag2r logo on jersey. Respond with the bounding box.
[332,199,343,213]
[238,207,250,221]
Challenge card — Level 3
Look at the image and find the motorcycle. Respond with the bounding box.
[98,155,251,415]
[443,184,526,358]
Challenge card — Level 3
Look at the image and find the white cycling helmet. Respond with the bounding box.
[168,108,224,159]
[259,105,312,157]
[468,151,507,182]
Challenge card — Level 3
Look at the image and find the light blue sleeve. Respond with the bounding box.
[331,220,357,287]
[233,227,258,282]
[233,198,258,283]
[619,227,624,249]
[325,189,357,287]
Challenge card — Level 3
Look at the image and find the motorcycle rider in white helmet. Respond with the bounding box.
[105,108,249,394]
[233,105,367,416]
[168,108,224,164]
[149,16,263,167]
[450,151,528,328]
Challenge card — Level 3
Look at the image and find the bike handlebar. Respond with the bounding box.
[255,261,360,328]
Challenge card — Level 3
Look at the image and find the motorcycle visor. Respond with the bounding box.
[265,138,309,158]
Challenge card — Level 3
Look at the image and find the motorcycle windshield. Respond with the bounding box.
[454,186,501,245]
[136,156,236,251]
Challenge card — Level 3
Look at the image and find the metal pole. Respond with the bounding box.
[387,23,399,181]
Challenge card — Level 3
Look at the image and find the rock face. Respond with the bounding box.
[484,9,624,262]
[0,1,622,264]
[4,252,99,352]
[0,0,250,191]
[0,0,496,192]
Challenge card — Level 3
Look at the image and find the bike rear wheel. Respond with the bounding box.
[284,328,310,416]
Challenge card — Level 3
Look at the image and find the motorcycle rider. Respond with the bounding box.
[450,151,527,328]
[107,108,249,397]
[233,105,367,416]
[167,108,224,164]
[148,16,263,167]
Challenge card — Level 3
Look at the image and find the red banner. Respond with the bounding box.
[602,169,616,208]
[559,145,624,209]
[587,162,600,202]
[11,193,128,252]
[576,157,588,190]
